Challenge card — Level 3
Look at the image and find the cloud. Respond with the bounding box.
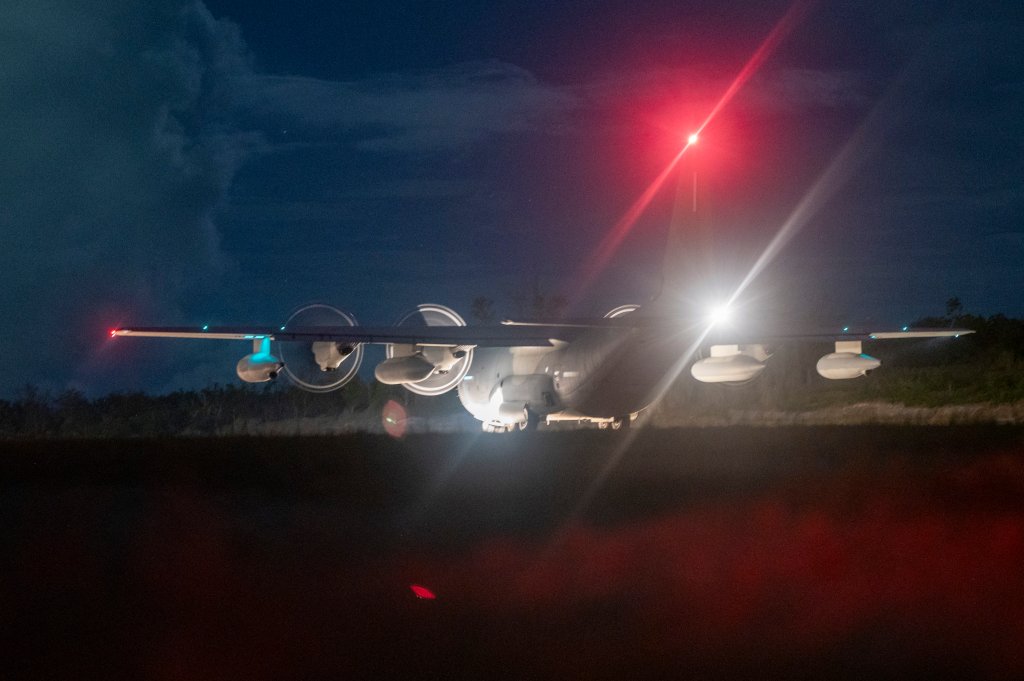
[241,60,578,151]
[752,67,868,110]
[577,64,867,115]
[0,0,259,394]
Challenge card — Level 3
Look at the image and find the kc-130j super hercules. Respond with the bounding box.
[112,140,972,432]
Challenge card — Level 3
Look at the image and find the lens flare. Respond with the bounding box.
[382,399,408,438]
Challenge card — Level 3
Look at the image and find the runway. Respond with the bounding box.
[2,427,1023,678]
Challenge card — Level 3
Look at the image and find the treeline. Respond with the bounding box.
[0,379,439,439]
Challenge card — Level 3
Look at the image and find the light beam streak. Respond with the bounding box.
[695,0,816,137]
[725,49,915,310]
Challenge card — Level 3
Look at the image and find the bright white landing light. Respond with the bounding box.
[687,132,699,145]
[708,303,732,327]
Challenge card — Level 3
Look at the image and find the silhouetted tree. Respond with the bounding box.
[945,297,964,323]
[55,389,99,437]
[509,279,566,321]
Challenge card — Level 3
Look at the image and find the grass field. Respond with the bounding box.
[2,427,1023,678]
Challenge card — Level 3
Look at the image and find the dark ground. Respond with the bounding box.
[2,427,1024,679]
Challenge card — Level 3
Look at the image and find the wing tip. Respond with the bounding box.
[868,328,975,340]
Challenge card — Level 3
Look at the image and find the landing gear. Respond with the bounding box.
[519,409,540,432]
[483,410,541,434]
[596,415,630,430]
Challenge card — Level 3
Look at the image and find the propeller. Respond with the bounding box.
[279,303,364,393]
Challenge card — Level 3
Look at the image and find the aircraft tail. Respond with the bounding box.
[652,150,717,313]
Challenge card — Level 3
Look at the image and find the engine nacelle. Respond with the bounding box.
[375,354,436,385]
[690,344,769,384]
[816,352,880,380]
[384,304,473,396]
[236,338,284,383]
[312,341,355,372]
[691,355,766,384]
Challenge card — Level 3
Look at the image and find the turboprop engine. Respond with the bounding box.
[375,349,468,385]
[236,337,284,383]
[691,344,769,384]
[278,304,364,393]
[376,304,473,396]
[816,341,880,379]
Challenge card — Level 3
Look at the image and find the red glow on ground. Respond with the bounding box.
[409,584,436,600]
[393,452,1024,675]
[8,437,1023,677]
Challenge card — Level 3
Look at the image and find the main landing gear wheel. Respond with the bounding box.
[610,415,630,431]
[517,409,540,432]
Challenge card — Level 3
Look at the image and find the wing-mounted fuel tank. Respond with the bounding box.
[375,304,473,396]
[690,344,770,384]
[277,303,364,392]
[816,340,880,379]
[236,337,284,383]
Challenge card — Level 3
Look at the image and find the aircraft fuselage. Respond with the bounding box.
[457,323,691,427]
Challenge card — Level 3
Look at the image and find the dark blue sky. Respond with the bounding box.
[2,0,1021,396]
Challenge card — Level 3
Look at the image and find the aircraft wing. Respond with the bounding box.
[499,318,974,343]
[111,324,582,347]
[704,327,973,344]
[113,323,972,346]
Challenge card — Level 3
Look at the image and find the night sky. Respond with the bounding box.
[2,0,1022,396]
